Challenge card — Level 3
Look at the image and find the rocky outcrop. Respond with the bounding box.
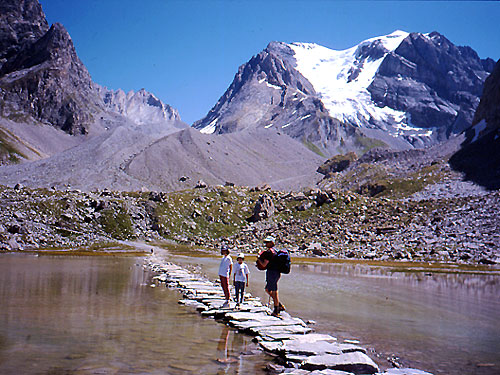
[369,32,493,139]
[449,59,500,189]
[98,86,182,126]
[247,194,275,222]
[471,59,500,132]
[0,0,49,69]
[0,0,103,135]
[0,0,185,138]
[317,152,358,176]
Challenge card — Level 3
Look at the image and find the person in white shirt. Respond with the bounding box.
[218,244,233,307]
[233,253,250,307]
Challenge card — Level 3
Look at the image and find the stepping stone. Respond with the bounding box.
[282,370,310,375]
[259,340,283,353]
[281,340,343,356]
[224,311,279,322]
[152,274,168,282]
[301,352,379,374]
[230,317,307,332]
[309,370,355,375]
[252,324,312,337]
[285,354,310,364]
[177,300,206,310]
[381,369,433,375]
[338,343,366,354]
[284,333,337,344]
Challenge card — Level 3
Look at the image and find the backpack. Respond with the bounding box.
[274,248,291,274]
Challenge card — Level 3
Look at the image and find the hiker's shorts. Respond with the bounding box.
[265,269,281,292]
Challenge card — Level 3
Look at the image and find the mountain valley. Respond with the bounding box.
[0,0,498,268]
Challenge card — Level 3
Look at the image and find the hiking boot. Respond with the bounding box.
[271,306,280,317]
[278,302,286,312]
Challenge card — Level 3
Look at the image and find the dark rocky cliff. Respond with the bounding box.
[449,59,500,189]
[0,0,49,68]
[368,32,494,138]
[0,0,102,135]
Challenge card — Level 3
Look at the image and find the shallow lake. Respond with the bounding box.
[1,250,499,375]
[0,253,268,374]
[163,247,500,375]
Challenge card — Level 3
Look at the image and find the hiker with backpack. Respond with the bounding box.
[256,235,290,317]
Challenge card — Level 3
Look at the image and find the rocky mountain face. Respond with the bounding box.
[97,86,186,135]
[194,31,493,154]
[193,41,375,156]
[449,58,500,189]
[369,32,494,140]
[0,0,189,174]
[0,0,48,67]
[471,58,500,134]
[0,0,186,138]
[0,0,103,135]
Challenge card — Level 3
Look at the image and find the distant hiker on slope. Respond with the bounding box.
[256,236,290,317]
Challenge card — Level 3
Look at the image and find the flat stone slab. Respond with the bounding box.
[259,340,284,353]
[310,370,355,375]
[225,312,306,327]
[338,343,366,354]
[285,370,354,375]
[302,352,379,374]
[284,333,338,344]
[282,340,343,356]
[380,369,433,375]
[177,300,207,310]
[252,324,312,337]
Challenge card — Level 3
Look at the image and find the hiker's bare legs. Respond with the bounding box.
[266,289,279,308]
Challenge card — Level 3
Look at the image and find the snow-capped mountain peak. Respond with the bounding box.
[193,30,493,154]
[287,31,410,129]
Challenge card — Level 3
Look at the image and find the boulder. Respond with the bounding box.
[195,180,207,188]
[7,237,21,251]
[317,152,358,175]
[297,201,313,211]
[247,194,275,222]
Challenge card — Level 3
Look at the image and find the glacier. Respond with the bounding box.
[288,30,410,129]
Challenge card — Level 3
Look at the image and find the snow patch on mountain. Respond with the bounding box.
[200,117,218,134]
[288,30,409,130]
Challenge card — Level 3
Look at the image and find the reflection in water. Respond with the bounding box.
[0,254,269,374]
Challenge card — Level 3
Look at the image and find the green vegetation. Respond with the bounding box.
[0,128,25,164]
[99,207,135,240]
[301,137,326,157]
[354,134,387,154]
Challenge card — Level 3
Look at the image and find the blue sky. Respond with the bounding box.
[39,0,500,125]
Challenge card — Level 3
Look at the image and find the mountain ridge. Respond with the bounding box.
[194,30,493,154]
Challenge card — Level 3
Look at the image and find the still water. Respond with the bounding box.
[167,250,500,375]
[1,251,499,375]
[0,254,268,374]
